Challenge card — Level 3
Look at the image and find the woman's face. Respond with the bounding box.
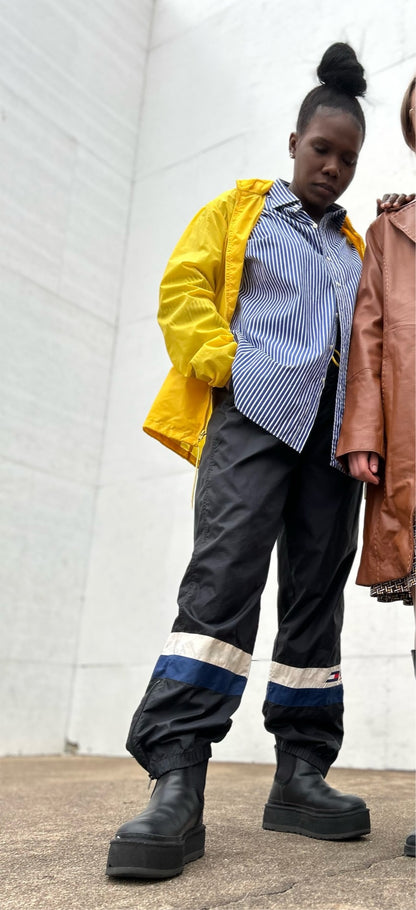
[288,106,363,222]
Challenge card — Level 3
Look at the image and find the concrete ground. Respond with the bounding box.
[0,756,414,910]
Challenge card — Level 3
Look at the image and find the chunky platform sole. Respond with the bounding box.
[106,824,206,879]
[262,803,370,841]
[404,838,415,857]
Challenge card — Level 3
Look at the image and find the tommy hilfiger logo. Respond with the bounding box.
[326,670,342,684]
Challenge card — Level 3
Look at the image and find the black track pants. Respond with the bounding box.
[127,364,362,778]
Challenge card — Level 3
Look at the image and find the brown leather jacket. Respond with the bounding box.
[337,202,415,586]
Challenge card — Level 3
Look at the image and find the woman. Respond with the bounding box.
[337,76,416,858]
[107,43,370,880]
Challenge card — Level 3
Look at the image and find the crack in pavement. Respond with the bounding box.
[189,882,297,910]
[323,853,406,876]
[188,855,407,910]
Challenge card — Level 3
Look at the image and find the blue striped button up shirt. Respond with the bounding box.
[230,179,362,464]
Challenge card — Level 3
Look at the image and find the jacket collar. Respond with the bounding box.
[236,178,347,220]
[267,179,346,221]
[234,178,364,258]
[235,178,274,196]
[389,201,416,244]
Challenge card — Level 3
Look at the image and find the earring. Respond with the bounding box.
[289,150,295,158]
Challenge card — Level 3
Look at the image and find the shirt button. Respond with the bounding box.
[321,377,326,387]
[326,255,331,261]
[335,281,341,287]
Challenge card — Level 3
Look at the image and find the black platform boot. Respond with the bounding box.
[404,650,416,857]
[106,761,207,879]
[263,749,370,841]
[404,829,415,857]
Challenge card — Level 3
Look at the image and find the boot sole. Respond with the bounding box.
[404,843,415,857]
[106,824,205,879]
[263,803,370,841]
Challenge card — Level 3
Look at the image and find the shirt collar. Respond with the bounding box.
[267,178,347,229]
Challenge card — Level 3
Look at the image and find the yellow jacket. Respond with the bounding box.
[143,179,365,466]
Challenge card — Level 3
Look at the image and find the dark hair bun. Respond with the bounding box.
[317,42,367,98]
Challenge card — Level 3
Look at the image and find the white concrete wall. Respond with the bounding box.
[0,0,154,753]
[68,0,416,769]
[2,0,415,769]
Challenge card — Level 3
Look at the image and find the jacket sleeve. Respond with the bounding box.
[158,196,237,388]
[336,219,386,462]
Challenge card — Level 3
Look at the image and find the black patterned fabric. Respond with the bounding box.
[370,519,416,605]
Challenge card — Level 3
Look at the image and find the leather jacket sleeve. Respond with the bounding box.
[336,218,386,463]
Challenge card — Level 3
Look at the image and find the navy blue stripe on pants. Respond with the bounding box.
[126,363,362,778]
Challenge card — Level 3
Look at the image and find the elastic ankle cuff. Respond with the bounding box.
[148,745,212,780]
[275,741,330,777]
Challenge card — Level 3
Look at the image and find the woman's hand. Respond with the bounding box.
[377,192,415,216]
[348,451,381,484]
